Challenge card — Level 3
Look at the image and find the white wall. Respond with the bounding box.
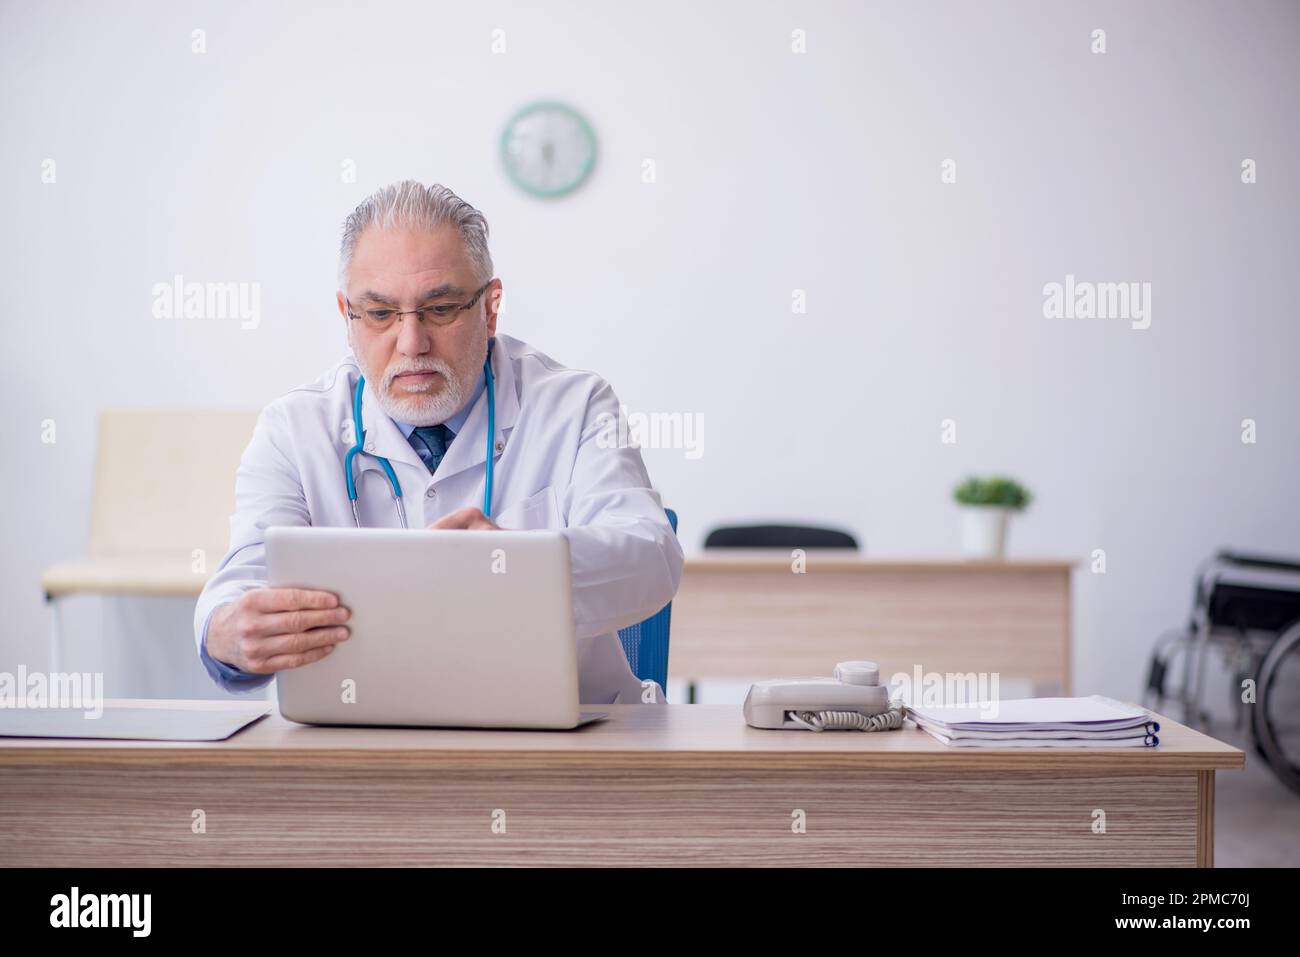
[2,0,1298,702]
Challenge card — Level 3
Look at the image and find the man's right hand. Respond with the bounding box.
[205,588,351,675]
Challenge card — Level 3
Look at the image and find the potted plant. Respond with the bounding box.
[953,476,1032,559]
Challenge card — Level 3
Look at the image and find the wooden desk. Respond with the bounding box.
[0,699,1240,867]
[673,554,1075,693]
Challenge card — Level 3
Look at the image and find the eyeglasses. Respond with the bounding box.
[346,280,494,333]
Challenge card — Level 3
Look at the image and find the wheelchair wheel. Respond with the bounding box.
[1250,618,1300,797]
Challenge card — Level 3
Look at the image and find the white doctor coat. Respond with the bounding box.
[193,333,683,705]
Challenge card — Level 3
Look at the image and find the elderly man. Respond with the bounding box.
[195,180,682,704]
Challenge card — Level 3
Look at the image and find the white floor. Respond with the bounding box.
[1211,722,1300,867]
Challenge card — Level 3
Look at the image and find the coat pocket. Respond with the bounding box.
[494,485,562,530]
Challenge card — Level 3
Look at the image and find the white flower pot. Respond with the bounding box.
[960,506,1011,559]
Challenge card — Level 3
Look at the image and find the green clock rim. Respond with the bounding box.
[500,100,597,199]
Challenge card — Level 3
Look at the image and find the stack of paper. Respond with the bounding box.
[906,695,1160,748]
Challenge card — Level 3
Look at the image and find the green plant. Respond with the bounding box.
[953,476,1032,510]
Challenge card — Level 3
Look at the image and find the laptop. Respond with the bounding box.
[266,526,607,730]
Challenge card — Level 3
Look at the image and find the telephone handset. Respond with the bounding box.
[743,660,905,732]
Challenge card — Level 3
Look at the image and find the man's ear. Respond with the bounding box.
[484,279,503,337]
[338,291,357,354]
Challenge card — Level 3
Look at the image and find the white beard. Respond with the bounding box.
[372,356,468,426]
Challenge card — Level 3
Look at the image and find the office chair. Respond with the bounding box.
[704,523,859,550]
[617,507,678,697]
[41,409,258,672]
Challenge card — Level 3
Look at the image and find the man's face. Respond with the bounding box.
[337,224,500,426]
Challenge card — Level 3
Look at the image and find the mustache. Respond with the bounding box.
[383,359,453,388]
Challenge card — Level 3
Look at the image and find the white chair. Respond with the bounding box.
[40,409,258,672]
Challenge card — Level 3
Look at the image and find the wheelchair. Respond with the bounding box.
[1146,550,1300,796]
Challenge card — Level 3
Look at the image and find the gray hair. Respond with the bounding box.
[337,180,493,291]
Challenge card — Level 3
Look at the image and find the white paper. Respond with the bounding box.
[906,694,1150,731]
[917,725,1159,748]
[0,705,270,741]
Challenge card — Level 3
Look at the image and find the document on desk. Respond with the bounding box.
[918,729,1159,748]
[0,705,271,741]
[906,695,1160,748]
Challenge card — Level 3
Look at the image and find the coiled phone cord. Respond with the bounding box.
[788,704,906,732]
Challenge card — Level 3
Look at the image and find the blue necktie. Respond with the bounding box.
[411,424,451,474]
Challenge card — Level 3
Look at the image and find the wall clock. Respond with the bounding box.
[500,101,596,198]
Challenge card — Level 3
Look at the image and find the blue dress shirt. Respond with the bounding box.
[392,366,485,446]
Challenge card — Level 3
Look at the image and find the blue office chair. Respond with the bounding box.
[618,507,678,695]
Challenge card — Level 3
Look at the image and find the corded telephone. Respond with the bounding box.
[743,660,906,732]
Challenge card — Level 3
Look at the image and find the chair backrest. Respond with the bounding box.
[1196,550,1300,633]
[618,508,678,695]
[704,523,859,550]
[88,409,258,561]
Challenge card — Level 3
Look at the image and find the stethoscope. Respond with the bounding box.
[344,339,496,528]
